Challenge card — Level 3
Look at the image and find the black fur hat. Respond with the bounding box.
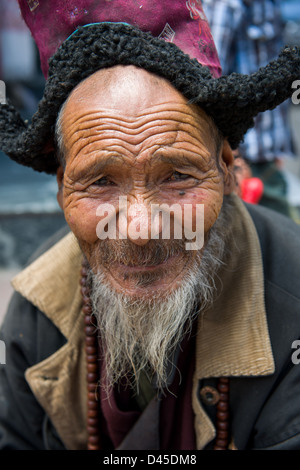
[0,22,299,174]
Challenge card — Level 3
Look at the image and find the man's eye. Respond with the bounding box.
[93,177,115,186]
[167,171,191,181]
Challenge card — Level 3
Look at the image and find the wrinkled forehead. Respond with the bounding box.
[55,65,223,167]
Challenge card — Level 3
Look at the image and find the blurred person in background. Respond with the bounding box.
[202,0,297,217]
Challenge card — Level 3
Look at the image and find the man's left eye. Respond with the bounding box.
[166,171,191,181]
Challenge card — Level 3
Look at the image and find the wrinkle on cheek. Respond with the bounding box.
[63,196,101,244]
[185,188,223,233]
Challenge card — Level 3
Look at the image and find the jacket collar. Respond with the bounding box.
[191,195,275,449]
[11,194,275,450]
[12,231,87,450]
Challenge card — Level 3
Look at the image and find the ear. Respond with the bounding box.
[56,165,64,210]
[219,139,236,195]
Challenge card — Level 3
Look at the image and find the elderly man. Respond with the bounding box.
[0,0,300,451]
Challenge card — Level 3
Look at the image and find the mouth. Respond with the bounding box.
[98,250,195,297]
[115,253,182,273]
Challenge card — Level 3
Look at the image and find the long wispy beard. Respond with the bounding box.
[87,197,232,393]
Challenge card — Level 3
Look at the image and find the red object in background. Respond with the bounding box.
[240,177,264,204]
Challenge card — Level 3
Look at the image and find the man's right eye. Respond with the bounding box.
[93,177,115,186]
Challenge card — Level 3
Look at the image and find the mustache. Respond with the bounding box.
[95,238,191,267]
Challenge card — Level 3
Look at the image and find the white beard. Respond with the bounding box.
[87,197,232,393]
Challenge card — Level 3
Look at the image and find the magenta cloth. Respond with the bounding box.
[17,0,221,78]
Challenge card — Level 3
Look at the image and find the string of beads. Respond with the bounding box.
[214,377,230,450]
[80,261,101,450]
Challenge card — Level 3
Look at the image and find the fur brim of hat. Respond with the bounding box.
[0,22,299,174]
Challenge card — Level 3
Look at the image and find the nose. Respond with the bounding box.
[118,198,161,246]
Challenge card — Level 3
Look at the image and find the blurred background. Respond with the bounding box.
[0,0,66,322]
[280,0,300,202]
[0,0,300,323]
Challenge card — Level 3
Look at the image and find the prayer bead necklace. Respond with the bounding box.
[80,262,101,450]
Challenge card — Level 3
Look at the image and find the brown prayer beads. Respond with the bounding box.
[80,261,101,451]
[213,377,230,450]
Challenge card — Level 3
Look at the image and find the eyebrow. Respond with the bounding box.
[158,154,195,167]
[151,150,211,170]
[70,153,125,180]
[84,153,125,170]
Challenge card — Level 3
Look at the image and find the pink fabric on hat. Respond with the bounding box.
[18,0,222,78]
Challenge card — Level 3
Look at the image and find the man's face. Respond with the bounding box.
[57,65,234,299]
